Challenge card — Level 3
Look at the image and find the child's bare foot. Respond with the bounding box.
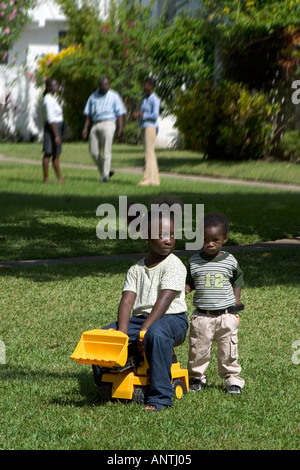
[144,404,164,412]
[144,405,157,411]
[43,178,50,184]
[58,178,65,184]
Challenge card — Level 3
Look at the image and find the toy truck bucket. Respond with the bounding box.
[70,329,129,367]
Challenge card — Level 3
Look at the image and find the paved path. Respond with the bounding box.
[1,154,300,191]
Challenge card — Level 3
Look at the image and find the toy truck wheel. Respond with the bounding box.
[172,379,186,399]
[132,387,145,405]
[98,382,112,403]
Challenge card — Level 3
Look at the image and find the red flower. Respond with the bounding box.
[100,24,110,33]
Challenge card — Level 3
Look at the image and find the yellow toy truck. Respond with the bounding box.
[70,328,189,404]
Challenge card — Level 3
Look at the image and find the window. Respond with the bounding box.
[58,31,67,52]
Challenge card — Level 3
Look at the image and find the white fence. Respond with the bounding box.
[0,65,44,141]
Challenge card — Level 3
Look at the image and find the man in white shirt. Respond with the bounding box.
[82,77,126,182]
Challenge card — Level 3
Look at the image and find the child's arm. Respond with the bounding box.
[137,289,177,351]
[185,263,195,295]
[234,286,242,306]
[232,260,244,306]
[117,291,136,335]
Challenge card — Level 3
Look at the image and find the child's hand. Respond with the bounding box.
[185,284,192,295]
[138,330,147,353]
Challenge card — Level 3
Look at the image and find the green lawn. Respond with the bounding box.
[0,249,299,450]
[0,144,299,450]
[0,148,299,262]
[1,141,300,185]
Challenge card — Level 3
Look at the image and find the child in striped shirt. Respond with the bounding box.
[185,212,245,394]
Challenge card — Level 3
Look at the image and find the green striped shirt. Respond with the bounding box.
[187,251,244,310]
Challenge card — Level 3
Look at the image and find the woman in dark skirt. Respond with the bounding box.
[42,78,64,183]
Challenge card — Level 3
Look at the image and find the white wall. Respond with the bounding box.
[0,0,67,140]
[0,64,42,140]
[10,22,65,67]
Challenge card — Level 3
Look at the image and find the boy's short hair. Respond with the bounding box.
[127,195,183,237]
[144,76,156,88]
[204,212,229,237]
[147,195,183,235]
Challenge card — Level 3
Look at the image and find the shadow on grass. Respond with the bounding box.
[1,248,300,288]
[1,177,300,265]
[54,369,102,407]
[1,187,300,262]
[1,363,237,409]
[0,365,100,407]
[157,156,208,169]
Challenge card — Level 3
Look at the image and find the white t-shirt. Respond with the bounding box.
[43,93,63,124]
[122,253,187,316]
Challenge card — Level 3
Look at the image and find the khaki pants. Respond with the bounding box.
[89,121,116,178]
[188,310,245,388]
[139,127,160,186]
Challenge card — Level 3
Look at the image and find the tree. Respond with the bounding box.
[172,1,300,158]
[36,0,162,141]
[200,0,300,86]
[150,14,214,112]
[201,0,300,38]
[0,0,35,62]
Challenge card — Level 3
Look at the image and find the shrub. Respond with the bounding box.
[174,80,280,160]
[278,130,300,161]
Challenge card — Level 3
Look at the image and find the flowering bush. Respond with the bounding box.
[202,1,300,78]
[202,0,300,36]
[0,0,35,62]
[37,45,81,72]
[35,0,164,141]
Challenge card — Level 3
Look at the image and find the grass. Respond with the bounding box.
[1,141,300,185]
[0,249,299,450]
[0,143,299,450]
[0,148,299,262]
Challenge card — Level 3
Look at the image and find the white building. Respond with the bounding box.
[0,0,68,140]
[0,0,194,143]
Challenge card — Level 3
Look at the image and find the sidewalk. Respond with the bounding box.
[1,237,299,268]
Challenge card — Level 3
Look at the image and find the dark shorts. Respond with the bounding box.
[43,121,63,156]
